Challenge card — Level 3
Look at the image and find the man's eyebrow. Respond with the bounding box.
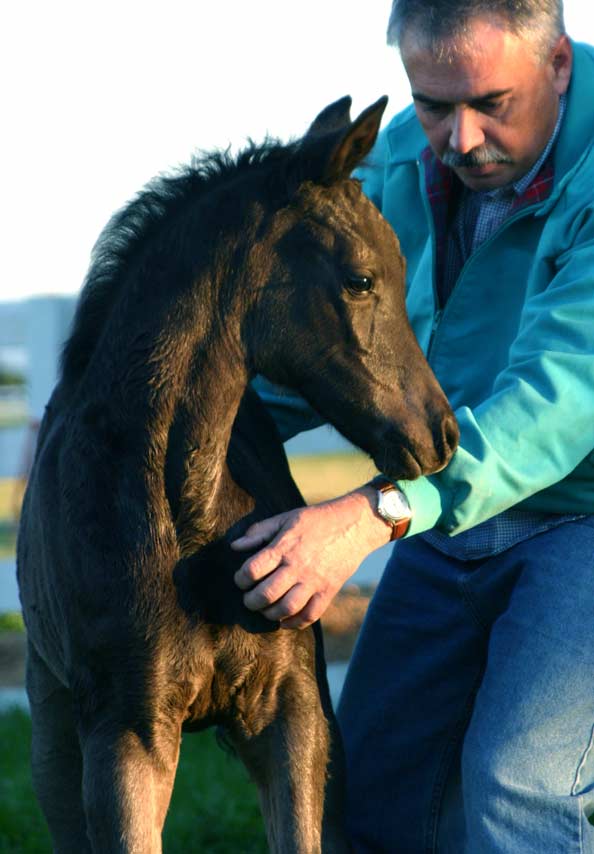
[412,88,513,106]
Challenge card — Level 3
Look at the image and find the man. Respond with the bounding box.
[232,1,594,850]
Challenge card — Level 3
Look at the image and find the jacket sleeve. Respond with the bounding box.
[251,376,326,442]
[398,204,594,536]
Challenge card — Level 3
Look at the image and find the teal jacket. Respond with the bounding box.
[259,41,594,538]
[361,41,594,536]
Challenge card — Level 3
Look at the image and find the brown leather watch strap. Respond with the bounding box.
[390,515,412,541]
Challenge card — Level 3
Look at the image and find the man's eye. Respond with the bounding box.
[421,102,449,115]
[476,99,504,114]
[345,275,374,295]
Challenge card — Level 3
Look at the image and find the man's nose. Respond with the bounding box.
[448,106,485,153]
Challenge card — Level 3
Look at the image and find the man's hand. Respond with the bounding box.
[231,486,392,629]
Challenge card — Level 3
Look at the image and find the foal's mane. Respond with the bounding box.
[60,139,296,386]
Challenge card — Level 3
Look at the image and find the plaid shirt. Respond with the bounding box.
[418,96,583,560]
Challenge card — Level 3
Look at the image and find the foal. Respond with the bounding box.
[18,95,456,852]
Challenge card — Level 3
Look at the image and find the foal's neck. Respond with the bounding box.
[70,177,277,545]
[161,317,252,553]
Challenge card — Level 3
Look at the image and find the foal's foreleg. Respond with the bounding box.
[231,671,349,854]
[78,711,181,853]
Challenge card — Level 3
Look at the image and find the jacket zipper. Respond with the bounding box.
[416,158,549,361]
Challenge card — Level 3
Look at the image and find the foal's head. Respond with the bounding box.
[245,96,458,480]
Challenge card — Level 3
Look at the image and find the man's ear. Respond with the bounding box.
[551,34,572,96]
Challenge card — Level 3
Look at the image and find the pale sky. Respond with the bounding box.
[2,1,591,301]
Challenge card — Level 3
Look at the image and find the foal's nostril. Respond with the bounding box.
[441,414,460,459]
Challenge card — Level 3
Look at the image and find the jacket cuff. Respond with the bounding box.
[396,475,448,537]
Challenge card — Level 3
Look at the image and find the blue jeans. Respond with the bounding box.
[337,518,594,853]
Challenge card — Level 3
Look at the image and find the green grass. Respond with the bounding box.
[0,708,267,853]
[0,612,24,633]
[0,709,51,854]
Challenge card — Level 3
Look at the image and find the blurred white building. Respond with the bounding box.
[24,296,76,420]
[0,296,75,478]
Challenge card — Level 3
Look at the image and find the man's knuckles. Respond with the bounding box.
[244,584,278,610]
[241,550,281,583]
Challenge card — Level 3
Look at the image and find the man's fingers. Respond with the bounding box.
[242,564,297,611]
[230,515,287,551]
[234,545,283,591]
[261,583,311,622]
[279,592,326,630]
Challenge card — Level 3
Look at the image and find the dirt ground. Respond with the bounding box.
[0,587,372,689]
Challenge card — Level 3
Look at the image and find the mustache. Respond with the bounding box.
[441,145,513,168]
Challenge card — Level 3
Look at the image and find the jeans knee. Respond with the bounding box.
[461,709,578,806]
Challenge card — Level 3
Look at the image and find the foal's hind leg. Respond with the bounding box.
[26,642,91,854]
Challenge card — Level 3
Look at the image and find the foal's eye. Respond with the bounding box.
[345,275,374,295]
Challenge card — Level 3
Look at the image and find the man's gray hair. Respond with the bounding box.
[387,0,565,60]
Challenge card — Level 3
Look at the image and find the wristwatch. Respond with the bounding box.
[372,476,412,541]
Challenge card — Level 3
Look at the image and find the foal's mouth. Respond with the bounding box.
[372,429,457,481]
[372,446,424,482]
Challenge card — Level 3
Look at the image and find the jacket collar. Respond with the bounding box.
[553,41,594,183]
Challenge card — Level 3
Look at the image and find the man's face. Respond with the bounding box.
[401,18,573,191]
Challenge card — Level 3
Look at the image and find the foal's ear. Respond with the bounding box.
[305,95,353,138]
[322,96,389,180]
[290,95,388,189]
